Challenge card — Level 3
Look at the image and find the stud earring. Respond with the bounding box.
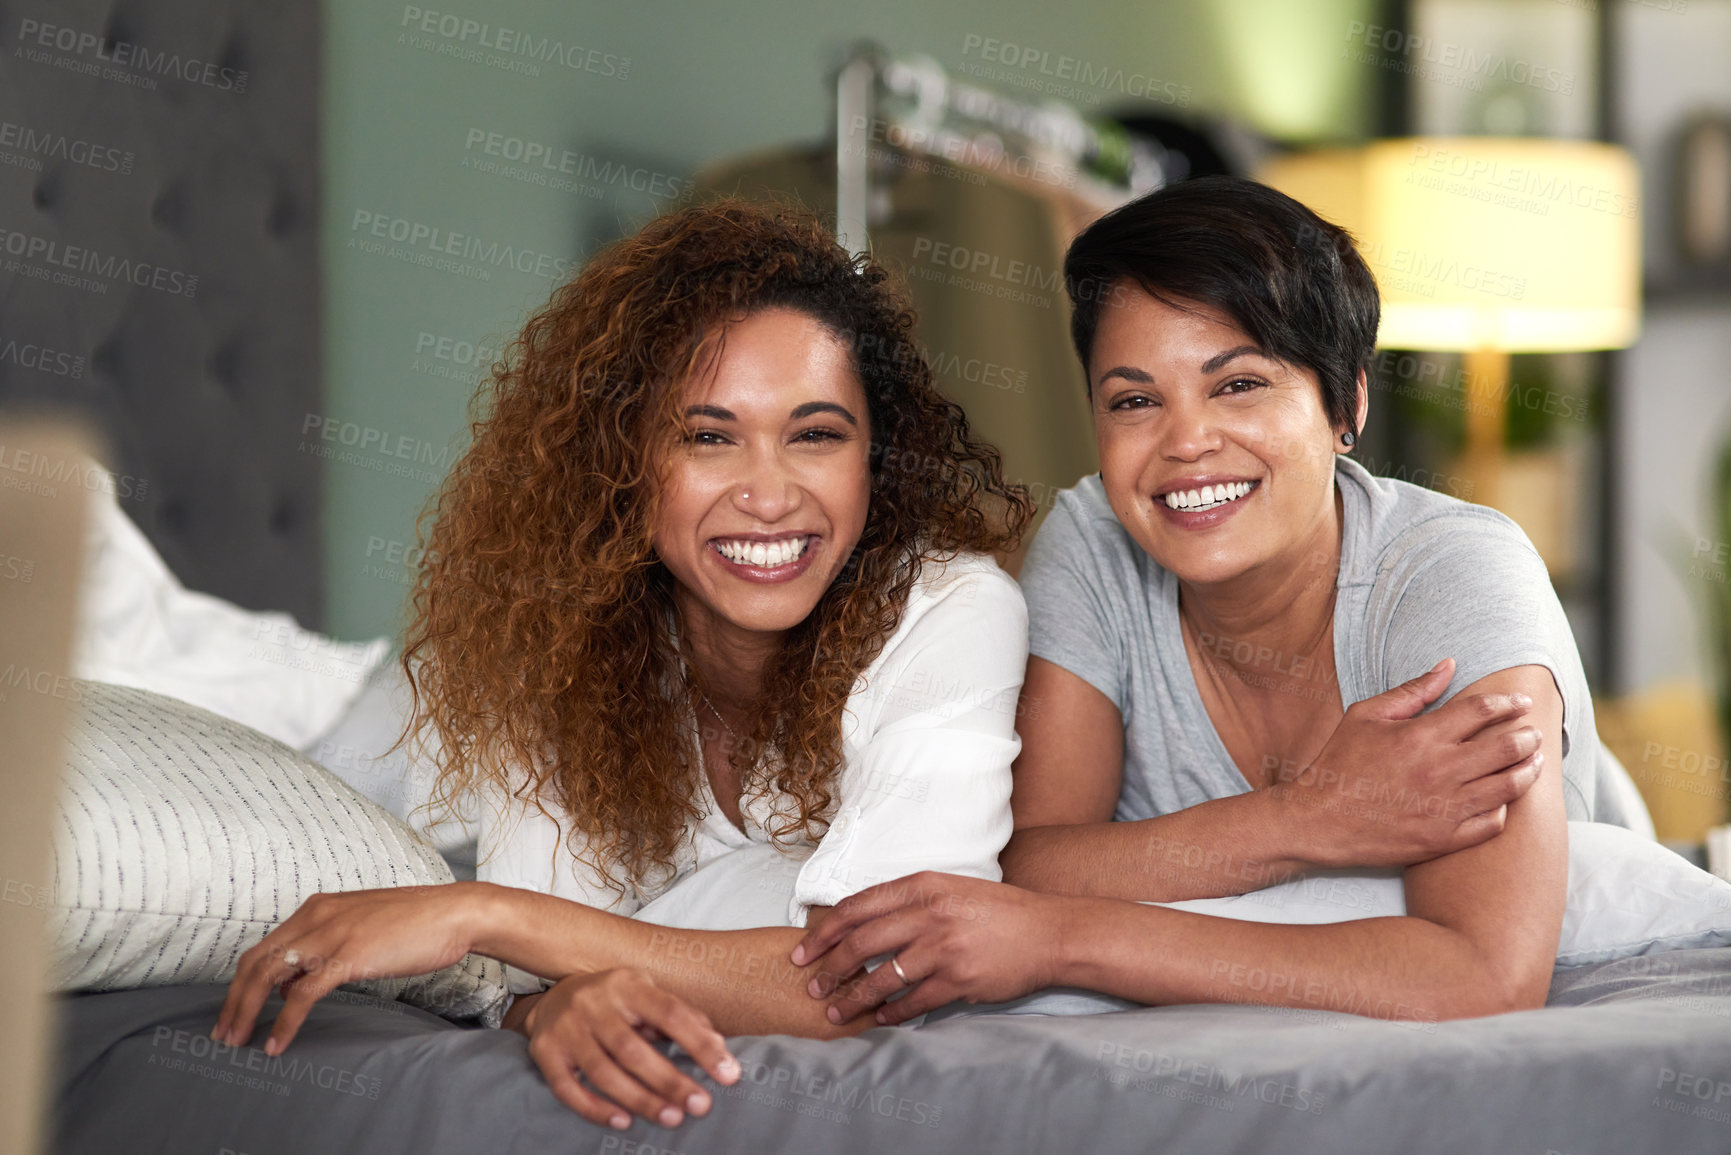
[1340,430,1357,448]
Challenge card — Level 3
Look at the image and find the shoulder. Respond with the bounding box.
[1337,460,1581,712]
[909,547,1023,602]
[896,550,1026,637]
[1036,474,1133,546]
[851,551,1027,702]
[1339,457,1545,596]
[1021,474,1148,589]
[840,552,1029,746]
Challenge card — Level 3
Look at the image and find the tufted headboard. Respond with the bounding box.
[0,0,324,627]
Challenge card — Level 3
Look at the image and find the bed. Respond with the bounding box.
[37,468,1731,1155]
[51,947,1731,1155]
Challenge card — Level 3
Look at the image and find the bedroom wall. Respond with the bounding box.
[317,0,1380,642]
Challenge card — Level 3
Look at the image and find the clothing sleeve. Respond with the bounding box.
[789,556,1027,924]
[475,771,641,996]
[1018,490,1131,711]
[1372,514,1595,818]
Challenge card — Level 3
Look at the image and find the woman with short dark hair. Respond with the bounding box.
[792,175,1647,1028]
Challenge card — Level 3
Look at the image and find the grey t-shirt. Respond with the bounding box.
[1020,456,1645,830]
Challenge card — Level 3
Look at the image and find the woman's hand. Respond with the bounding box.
[523,968,741,1130]
[212,882,486,1055]
[1272,658,1545,868]
[789,872,1061,1027]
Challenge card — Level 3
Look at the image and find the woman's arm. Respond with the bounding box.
[1001,654,1297,898]
[219,557,1026,1053]
[1002,657,1543,901]
[475,896,858,1040]
[1052,666,1567,1019]
[213,883,868,1056]
[801,666,1566,1025]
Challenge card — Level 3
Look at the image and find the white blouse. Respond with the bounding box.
[475,551,1028,996]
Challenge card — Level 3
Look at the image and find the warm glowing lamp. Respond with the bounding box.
[1260,138,1641,534]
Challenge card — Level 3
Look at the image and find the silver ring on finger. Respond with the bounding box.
[890,955,911,986]
[281,948,303,970]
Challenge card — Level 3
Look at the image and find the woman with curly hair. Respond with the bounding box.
[212,199,1031,1130]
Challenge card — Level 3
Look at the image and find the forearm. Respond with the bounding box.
[1052,898,1543,1022]
[465,882,865,1039]
[1002,789,1311,901]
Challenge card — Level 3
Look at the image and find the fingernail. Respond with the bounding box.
[790,945,806,965]
[718,1056,741,1081]
[658,1106,683,1127]
[610,1113,629,1130]
[826,1006,841,1024]
[807,977,822,998]
[687,1092,710,1115]
[876,1011,888,1024]
[264,1038,281,1056]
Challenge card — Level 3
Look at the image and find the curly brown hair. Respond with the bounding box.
[398,198,1030,895]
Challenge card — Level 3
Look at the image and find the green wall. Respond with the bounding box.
[319,0,1377,641]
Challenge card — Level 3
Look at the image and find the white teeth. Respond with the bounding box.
[715,536,810,567]
[1163,481,1254,511]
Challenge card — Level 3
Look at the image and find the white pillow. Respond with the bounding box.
[71,463,389,748]
[1154,821,1731,967]
[46,681,509,1026]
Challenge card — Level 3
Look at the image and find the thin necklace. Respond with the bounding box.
[696,688,742,745]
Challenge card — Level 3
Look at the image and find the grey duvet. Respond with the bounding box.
[52,947,1731,1154]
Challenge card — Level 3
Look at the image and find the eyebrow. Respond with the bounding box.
[1095,344,1266,392]
[790,401,858,426]
[1096,365,1153,390]
[1201,344,1263,374]
[682,401,859,427]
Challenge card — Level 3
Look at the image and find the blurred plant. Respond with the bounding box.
[1388,351,1599,454]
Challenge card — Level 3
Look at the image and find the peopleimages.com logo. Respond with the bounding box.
[0,120,134,174]
[13,18,248,92]
[0,227,199,297]
[398,6,630,79]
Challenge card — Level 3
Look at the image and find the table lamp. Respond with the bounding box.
[1260,138,1642,569]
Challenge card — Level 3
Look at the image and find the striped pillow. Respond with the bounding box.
[46,680,508,1027]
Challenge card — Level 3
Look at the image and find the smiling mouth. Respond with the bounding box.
[1161,481,1257,512]
[712,535,813,568]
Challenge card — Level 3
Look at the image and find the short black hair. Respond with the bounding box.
[1062,175,1378,435]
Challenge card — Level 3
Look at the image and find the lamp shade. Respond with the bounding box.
[1260,138,1642,351]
